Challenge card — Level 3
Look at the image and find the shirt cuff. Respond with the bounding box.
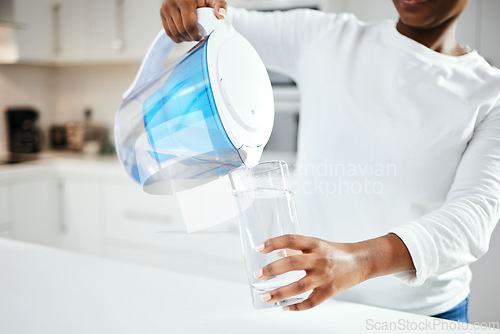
[389,221,439,286]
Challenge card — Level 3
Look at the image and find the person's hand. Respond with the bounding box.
[254,234,367,311]
[160,0,228,43]
[254,233,415,311]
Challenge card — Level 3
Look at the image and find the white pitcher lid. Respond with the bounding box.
[206,20,274,167]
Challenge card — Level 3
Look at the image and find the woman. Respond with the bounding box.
[160,0,500,322]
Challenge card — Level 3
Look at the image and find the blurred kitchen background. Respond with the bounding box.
[0,0,499,323]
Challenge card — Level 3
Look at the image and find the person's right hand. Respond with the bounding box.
[160,0,228,43]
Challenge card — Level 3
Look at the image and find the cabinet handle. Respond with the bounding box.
[58,180,66,233]
[52,3,62,55]
[123,211,173,224]
[111,0,125,51]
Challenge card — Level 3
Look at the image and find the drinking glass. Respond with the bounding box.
[230,161,308,309]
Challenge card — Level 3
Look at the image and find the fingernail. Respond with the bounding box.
[282,306,290,311]
[219,8,226,18]
[261,292,271,302]
[255,243,265,252]
[254,268,263,278]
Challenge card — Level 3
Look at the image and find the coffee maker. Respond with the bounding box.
[5,107,43,154]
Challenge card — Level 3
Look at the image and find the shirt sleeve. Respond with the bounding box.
[390,104,500,286]
[227,7,350,81]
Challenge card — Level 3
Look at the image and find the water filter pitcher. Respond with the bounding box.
[115,8,274,195]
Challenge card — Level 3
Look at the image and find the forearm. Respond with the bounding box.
[257,233,417,311]
[355,233,415,282]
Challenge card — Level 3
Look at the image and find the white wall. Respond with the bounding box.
[469,224,500,324]
[0,63,139,154]
[0,65,55,153]
[51,64,139,126]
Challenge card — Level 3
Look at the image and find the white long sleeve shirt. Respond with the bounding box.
[229,8,500,315]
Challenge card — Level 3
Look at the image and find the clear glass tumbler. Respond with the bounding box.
[230,161,307,309]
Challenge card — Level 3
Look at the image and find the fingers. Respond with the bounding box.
[284,287,334,311]
[179,2,203,40]
[160,0,227,43]
[171,9,193,42]
[255,255,311,280]
[257,234,318,254]
[165,15,184,43]
[160,4,171,41]
[261,276,317,304]
[160,1,185,43]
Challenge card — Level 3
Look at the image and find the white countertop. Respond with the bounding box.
[0,238,495,334]
[0,152,128,183]
[0,151,296,183]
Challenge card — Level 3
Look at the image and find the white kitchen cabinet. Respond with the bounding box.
[0,185,11,238]
[0,160,243,282]
[14,0,164,64]
[11,179,60,247]
[102,183,186,246]
[13,0,54,63]
[102,182,244,281]
[60,179,103,255]
[51,0,88,62]
[14,0,88,63]
[123,0,167,60]
[102,182,240,252]
[0,185,9,225]
[88,0,163,62]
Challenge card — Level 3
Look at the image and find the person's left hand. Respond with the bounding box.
[254,234,368,311]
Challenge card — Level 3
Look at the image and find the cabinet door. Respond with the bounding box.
[89,0,163,62]
[0,185,9,225]
[60,180,102,255]
[102,182,243,273]
[0,185,11,236]
[13,0,54,62]
[14,0,88,63]
[122,0,164,60]
[102,183,245,282]
[88,0,117,61]
[52,0,89,62]
[11,179,60,247]
[103,183,185,242]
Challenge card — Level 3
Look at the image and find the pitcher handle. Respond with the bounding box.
[122,7,223,99]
